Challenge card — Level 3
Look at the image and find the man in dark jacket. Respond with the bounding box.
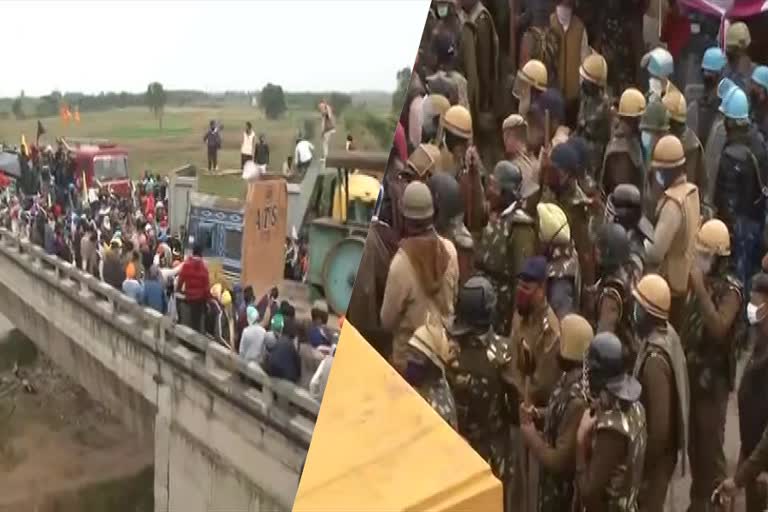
[264,321,301,383]
[203,120,221,172]
[102,239,125,290]
[177,244,210,332]
[255,134,270,172]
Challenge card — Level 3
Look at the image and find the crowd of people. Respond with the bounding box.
[349,1,768,511]
[0,138,337,403]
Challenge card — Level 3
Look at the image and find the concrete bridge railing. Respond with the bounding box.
[0,227,318,511]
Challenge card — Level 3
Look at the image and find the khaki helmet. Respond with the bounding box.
[517,59,548,92]
[726,22,751,50]
[443,105,473,139]
[579,53,608,87]
[632,274,671,321]
[618,88,647,118]
[422,143,442,166]
[560,314,595,362]
[426,94,451,117]
[651,134,686,168]
[407,144,438,178]
[537,202,571,245]
[662,89,688,123]
[402,181,435,220]
[696,219,731,256]
[408,312,452,371]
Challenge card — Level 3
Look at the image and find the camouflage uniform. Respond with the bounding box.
[576,93,613,180]
[583,400,647,510]
[413,367,460,430]
[596,266,638,368]
[449,330,514,483]
[475,203,538,335]
[601,127,645,204]
[545,242,581,321]
[538,370,587,512]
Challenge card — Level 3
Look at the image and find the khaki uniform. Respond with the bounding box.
[459,2,501,165]
[513,150,540,201]
[380,236,459,374]
[633,327,690,511]
[680,273,743,509]
[575,399,647,511]
[646,179,700,332]
[678,126,709,211]
[536,370,588,512]
[427,69,470,110]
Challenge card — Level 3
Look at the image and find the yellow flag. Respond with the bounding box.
[20,134,28,155]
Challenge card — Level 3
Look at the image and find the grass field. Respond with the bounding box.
[0,103,390,198]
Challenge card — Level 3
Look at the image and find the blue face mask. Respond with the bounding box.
[641,132,653,158]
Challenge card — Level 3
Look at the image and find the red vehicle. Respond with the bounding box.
[62,138,132,198]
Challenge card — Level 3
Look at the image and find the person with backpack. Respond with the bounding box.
[203,120,222,172]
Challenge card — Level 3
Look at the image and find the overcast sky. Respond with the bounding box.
[2,0,428,97]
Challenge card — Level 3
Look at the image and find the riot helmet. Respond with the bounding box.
[427,173,464,232]
[584,332,641,402]
[445,276,497,337]
[596,222,631,273]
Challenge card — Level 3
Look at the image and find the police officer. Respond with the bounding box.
[631,274,690,511]
[575,332,647,511]
[445,276,514,500]
[441,105,487,236]
[645,135,701,332]
[703,78,739,194]
[543,141,594,290]
[428,173,474,284]
[681,219,744,512]
[519,314,593,512]
[594,222,637,367]
[404,316,459,429]
[475,160,537,335]
[605,183,653,278]
[514,59,548,117]
[687,47,726,146]
[537,202,580,320]
[601,88,646,200]
[641,47,675,103]
[663,89,709,215]
[639,101,672,219]
[749,66,768,140]
[503,255,561,512]
[576,53,612,178]
[502,114,539,200]
[723,22,756,91]
[421,94,452,146]
[712,84,767,291]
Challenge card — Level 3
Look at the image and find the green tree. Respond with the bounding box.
[328,92,352,118]
[392,67,412,114]
[259,83,287,120]
[35,91,61,118]
[11,97,24,120]
[146,82,167,130]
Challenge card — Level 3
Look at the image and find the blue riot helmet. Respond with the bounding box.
[752,66,768,92]
[719,86,750,120]
[642,47,674,79]
[717,78,737,100]
[701,47,726,73]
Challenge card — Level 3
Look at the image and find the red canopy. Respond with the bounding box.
[680,0,768,17]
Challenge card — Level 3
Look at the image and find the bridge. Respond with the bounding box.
[0,228,318,512]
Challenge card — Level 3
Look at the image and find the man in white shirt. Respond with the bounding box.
[294,136,314,181]
[241,122,256,169]
[239,306,267,364]
[309,344,335,402]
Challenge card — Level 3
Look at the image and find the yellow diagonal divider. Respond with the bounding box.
[293,322,503,512]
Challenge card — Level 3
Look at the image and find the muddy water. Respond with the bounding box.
[0,317,154,512]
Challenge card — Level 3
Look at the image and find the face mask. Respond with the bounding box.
[633,303,655,339]
[516,288,535,316]
[437,4,449,17]
[696,253,714,274]
[556,5,572,25]
[748,302,765,325]
[641,132,653,158]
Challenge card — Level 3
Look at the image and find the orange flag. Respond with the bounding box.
[74,107,80,123]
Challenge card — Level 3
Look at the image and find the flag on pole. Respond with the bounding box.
[20,134,28,156]
[36,120,46,144]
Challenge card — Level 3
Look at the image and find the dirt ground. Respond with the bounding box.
[0,327,153,512]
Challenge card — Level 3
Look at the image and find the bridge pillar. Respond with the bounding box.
[155,381,172,512]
